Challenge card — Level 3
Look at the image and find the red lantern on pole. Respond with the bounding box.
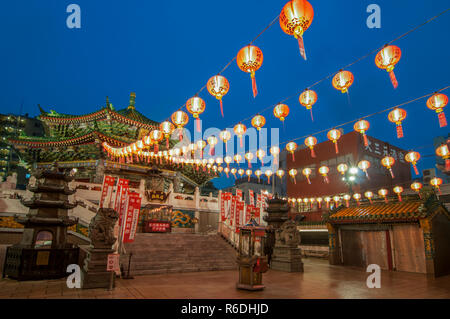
[299,89,317,121]
[405,151,421,175]
[388,108,407,138]
[332,70,354,94]
[327,129,342,154]
[381,156,395,178]
[279,0,314,60]
[237,45,263,98]
[436,144,450,171]
[305,136,317,158]
[375,45,401,89]
[427,93,448,128]
[207,75,230,117]
[354,120,370,147]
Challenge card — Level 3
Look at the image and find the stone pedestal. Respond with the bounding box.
[271,246,304,272]
[81,248,115,289]
[81,208,119,289]
[270,219,304,273]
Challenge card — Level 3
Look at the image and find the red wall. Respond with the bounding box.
[286,131,412,198]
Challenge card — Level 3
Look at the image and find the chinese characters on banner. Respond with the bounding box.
[122,192,142,243]
[249,190,255,206]
[115,178,129,227]
[107,253,120,272]
[220,192,232,221]
[235,188,243,201]
[230,195,237,226]
[256,194,262,209]
[235,200,245,233]
[100,175,116,208]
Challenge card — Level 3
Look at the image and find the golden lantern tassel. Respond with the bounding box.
[166,138,169,149]
[445,158,450,171]
[293,176,296,184]
[334,141,339,154]
[154,144,159,153]
[306,176,310,184]
[291,152,295,162]
[220,98,224,117]
[368,198,373,204]
[323,176,329,184]
[310,108,314,122]
[251,71,258,98]
[248,161,252,169]
[384,197,388,204]
[389,70,398,89]
[398,194,402,202]
[178,128,183,141]
[310,148,316,158]
[389,168,395,179]
[248,175,250,182]
[210,145,215,156]
[240,136,243,148]
[438,112,447,127]
[413,164,419,176]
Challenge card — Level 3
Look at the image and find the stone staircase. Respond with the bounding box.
[121,233,237,276]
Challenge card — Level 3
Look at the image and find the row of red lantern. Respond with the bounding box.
[287,179,443,209]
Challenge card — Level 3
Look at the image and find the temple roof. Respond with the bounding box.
[327,197,448,224]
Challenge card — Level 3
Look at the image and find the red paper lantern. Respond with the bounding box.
[171,110,189,141]
[354,120,370,147]
[435,144,450,171]
[411,182,423,199]
[327,129,342,154]
[364,191,374,204]
[302,168,311,184]
[304,136,317,158]
[378,188,389,203]
[318,166,329,183]
[299,89,317,121]
[251,115,266,131]
[332,70,354,93]
[388,108,407,138]
[160,121,175,149]
[393,186,404,202]
[375,45,401,89]
[405,151,420,175]
[286,142,297,162]
[430,177,443,194]
[273,103,290,122]
[358,160,371,179]
[237,45,263,98]
[381,156,395,178]
[186,96,206,132]
[427,93,448,128]
[234,123,247,147]
[289,169,298,184]
[279,0,314,60]
[207,75,230,117]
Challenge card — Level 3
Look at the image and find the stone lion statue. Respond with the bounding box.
[275,220,301,247]
[88,208,119,248]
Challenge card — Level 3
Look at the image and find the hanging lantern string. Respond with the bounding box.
[105,87,448,168]
[293,168,436,205]
[224,8,450,128]
[278,86,450,147]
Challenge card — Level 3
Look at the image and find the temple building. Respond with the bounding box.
[8,93,214,193]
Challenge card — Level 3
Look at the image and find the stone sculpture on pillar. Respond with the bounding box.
[81,207,119,289]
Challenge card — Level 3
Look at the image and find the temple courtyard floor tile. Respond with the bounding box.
[1,258,449,299]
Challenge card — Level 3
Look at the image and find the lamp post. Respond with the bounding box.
[341,165,359,194]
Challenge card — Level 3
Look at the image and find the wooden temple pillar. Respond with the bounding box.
[419,217,436,276]
[327,223,340,265]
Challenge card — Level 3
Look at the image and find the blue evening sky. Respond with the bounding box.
[0,0,449,189]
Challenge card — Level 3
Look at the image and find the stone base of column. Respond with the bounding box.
[270,246,304,272]
[81,248,115,289]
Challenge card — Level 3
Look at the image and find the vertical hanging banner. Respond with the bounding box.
[244,204,253,224]
[256,194,262,209]
[221,192,232,222]
[235,188,243,201]
[100,175,116,208]
[122,192,142,243]
[230,195,237,226]
[116,179,130,227]
[235,200,245,233]
[249,190,255,206]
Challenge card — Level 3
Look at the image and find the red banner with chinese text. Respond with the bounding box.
[122,192,142,243]
[100,175,116,208]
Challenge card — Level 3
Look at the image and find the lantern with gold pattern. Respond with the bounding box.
[237,45,263,98]
[207,75,230,117]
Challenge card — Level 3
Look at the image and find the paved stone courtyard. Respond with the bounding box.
[1,258,449,299]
